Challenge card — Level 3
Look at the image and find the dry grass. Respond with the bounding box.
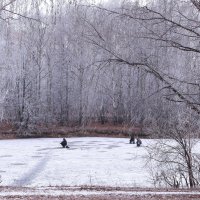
[0,122,148,139]
[1,194,200,200]
[1,187,200,200]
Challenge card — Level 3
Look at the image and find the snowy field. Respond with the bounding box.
[0,137,152,187]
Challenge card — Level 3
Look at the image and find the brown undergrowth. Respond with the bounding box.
[0,122,148,139]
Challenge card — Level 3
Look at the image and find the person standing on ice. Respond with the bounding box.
[136,138,142,147]
[129,133,135,144]
[60,138,69,148]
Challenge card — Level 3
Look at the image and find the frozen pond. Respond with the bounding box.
[0,137,152,187]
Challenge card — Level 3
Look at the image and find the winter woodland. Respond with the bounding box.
[1,0,200,188]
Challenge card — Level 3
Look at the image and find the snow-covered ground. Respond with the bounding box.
[0,137,152,187]
[1,187,200,197]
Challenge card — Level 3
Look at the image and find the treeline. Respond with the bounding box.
[0,0,200,134]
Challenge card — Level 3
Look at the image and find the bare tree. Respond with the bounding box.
[147,112,200,188]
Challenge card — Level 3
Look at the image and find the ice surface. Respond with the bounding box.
[0,137,152,187]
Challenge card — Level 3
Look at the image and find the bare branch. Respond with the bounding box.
[191,0,200,11]
[0,0,17,11]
